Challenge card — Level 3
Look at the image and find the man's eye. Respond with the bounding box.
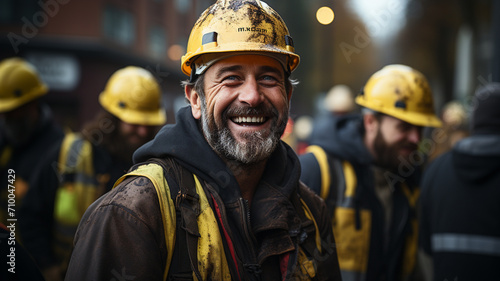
[261,75,278,81]
[222,75,239,81]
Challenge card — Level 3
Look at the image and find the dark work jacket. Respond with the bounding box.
[0,104,64,223]
[300,114,420,281]
[65,106,342,281]
[420,135,500,281]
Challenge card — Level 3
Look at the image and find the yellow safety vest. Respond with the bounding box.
[306,145,418,281]
[53,133,108,269]
[115,161,322,280]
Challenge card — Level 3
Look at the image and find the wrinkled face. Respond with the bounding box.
[188,54,291,165]
[371,115,422,171]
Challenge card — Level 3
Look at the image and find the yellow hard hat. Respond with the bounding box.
[0,57,48,113]
[99,66,166,126]
[356,64,442,127]
[181,0,300,77]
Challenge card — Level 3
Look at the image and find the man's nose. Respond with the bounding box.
[407,126,422,144]
[238,78,263,107]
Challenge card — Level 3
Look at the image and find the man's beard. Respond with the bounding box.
[107,129,156,165]
[199,100,288,165]
[373,127,418,173]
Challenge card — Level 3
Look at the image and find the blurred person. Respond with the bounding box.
[295,115,314,155]
[19,66,165,281]
[300,64,442,281]
[65,0,342,280]
[280,116,297,150]
[0,57,64,223]
[426,100,469,163]
[324,84,357,116]
[419,83,500,281]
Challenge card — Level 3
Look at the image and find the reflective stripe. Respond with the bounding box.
[432,233,500,256]
[342,161,357,197]
[305,145,331,200]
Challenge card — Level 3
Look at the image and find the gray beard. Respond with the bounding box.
[199,100,286,165]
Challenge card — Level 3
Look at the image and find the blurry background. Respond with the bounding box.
[0,0,497,131]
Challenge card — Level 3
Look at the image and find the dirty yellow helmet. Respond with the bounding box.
[181,0,300,78]
[0,57,48,113]
[99,66,166,126]
[356,64,442,127]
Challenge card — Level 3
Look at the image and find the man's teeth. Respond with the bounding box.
[233,116,265,123]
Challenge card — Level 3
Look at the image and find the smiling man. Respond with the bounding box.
[300,64,442,281]
[65,1,341,280]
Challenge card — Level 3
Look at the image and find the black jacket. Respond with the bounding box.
[65,106,342,281]
[420,134,500,280]
[0,104,64,223]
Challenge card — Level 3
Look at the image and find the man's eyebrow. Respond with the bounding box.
[259,65,283,75]
[215,65,242,79]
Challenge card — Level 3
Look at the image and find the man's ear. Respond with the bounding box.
[185,85,201,119]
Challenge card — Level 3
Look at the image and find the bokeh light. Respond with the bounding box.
[316,6,335,25]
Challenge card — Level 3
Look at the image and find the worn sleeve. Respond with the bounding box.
[65,176,167,281]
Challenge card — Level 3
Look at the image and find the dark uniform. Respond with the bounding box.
[300,114,420,281]
[420,84,500,281]
[0,104,64,223]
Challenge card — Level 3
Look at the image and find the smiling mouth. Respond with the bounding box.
[231,116,267,125]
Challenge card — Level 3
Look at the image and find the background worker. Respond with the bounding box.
[419,83,500,281]
[0,57,64,223]
[300,64,442,281]
[65,0,342,280]
[425,100,469,163]
[324,84,357,116]
[19,66,166,281]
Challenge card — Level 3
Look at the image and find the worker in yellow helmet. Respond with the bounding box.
[19,66,165,281]
[0,57,61,280]
[0,57,64,222]
[300,64,442,281]
[65,0,342,280]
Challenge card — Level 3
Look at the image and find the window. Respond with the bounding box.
[149,26,167,59]
[102,5,135,46]
[0,0,38,24]
[175,0,190,14]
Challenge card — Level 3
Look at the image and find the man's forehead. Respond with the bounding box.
[381,114,422,128]
[214,54,283,69]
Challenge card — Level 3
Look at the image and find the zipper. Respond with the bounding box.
[239,197,261,277]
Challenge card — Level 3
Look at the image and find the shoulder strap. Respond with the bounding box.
[305,145,331,200]
[125,158,203,281]
[305,145,345,218]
